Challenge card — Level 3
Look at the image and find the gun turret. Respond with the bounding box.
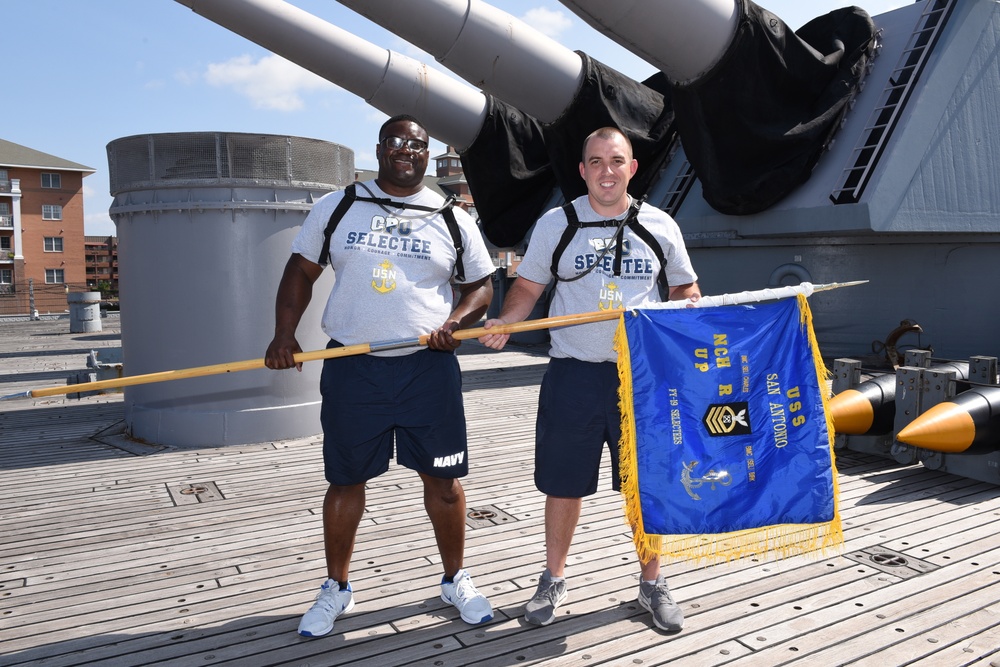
[337,0,875,216]
[173,0,877,246]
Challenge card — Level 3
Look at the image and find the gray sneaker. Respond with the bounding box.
[638,575,684,632]
[524,569,567,626]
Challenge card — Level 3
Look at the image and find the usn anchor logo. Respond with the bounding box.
[681,460,733,501]
[372,260,397,294]
[703,402,751,437]
[598,281,623,311]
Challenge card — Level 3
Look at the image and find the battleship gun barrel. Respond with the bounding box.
[556,0,739,84]
[336,0,584,124]
[173,0,487,149]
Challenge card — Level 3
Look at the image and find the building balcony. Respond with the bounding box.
[0,215,12,228]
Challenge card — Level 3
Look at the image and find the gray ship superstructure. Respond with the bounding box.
[165,0,1000,479]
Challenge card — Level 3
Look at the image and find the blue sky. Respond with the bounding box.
[6,0,908,236]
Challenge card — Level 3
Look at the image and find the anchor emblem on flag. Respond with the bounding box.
[680,460,733,501]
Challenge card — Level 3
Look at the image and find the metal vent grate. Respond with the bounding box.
[108,132,353,194]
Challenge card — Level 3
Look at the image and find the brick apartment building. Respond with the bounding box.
[0,138,94,316]
[84,235,119,297]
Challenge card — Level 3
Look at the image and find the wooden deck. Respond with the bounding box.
[2,317,999,667]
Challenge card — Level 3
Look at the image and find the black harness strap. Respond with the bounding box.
[625,218,670,297]
[318,185,466,281]
[318,183,357,267]
[440,199,466,282]
[549,197,670,298]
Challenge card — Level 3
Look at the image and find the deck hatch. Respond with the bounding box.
[844,545,938,578]
[466,505,517,529]
[168,481,225,505]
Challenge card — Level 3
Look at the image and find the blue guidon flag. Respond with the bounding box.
[614,294,842,563]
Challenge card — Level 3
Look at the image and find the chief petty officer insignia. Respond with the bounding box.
[703,402,752,436]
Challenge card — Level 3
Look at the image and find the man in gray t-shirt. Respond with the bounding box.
[265,115,496,637]
[479,127,700,633]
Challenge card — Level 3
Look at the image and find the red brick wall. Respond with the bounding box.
[10,167,87,290]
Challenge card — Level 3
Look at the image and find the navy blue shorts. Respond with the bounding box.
[319,343,468,486]
[535,357,622,497]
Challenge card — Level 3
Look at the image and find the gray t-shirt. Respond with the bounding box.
[516,195,698,363]
[292,180,496,356]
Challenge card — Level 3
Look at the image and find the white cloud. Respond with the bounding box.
[522,7,572,39]
[84,212,117,237]
[203,53,334,111]
[173,68,200,86]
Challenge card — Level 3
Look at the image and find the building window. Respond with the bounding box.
[1,237,11,250]
[42,205,63,220]
[45,269,65,284]
[451,159,460,167]
[0,269,11,284]
[44,237,64,252]
[41,173,62,189]
[0,203,8,215]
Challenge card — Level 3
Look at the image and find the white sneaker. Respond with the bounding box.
[297,579,355,637]
[440,569,494,624]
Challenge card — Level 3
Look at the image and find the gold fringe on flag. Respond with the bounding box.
[614,295,843,564]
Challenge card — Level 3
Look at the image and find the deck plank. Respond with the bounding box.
[2,317,1000,666]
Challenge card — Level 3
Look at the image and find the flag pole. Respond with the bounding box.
[649,279,868,310]
[0,309,626,401]
[0,280,866,401]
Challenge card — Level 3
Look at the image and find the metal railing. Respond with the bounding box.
[830,0,955,204]
[0,281,93,317]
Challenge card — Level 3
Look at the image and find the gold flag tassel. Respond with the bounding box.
[798,292,844,553]
[613,314,662,565]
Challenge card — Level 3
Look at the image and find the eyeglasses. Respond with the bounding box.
[380,136,428,153]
